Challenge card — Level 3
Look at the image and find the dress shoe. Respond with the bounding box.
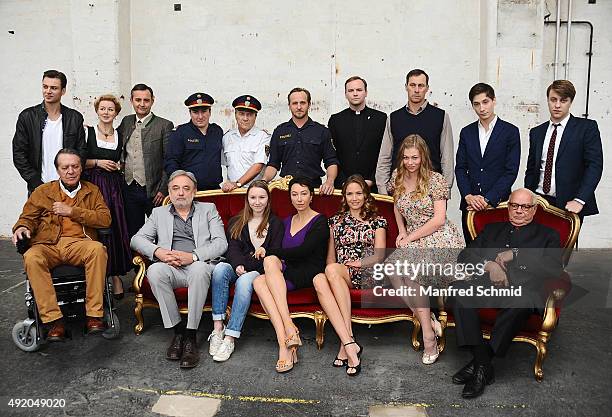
[46,320,66,342]
[86,317,105,334]
[462,363,495,399]
[452,360,475,384]
[180,337,200,368]
[166,334,184,361]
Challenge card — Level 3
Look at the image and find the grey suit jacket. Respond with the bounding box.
[130,201,228,263]
[119,113,174,198]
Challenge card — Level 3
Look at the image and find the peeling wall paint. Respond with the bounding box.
[0,0,610,246]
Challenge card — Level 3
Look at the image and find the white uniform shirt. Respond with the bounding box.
[536,113,570,197]
[478,115,498,157]
[222,126,270,185]
[41,115,63,183]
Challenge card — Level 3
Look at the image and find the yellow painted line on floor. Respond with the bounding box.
[117,386,320,405]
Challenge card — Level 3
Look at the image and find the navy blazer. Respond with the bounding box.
[524,115,603,216]
[455,118,521,210]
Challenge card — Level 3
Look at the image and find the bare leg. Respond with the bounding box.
[253,275,291,363]
[263,256,296,337]
[389,278,437,355]
[314,272,358,367]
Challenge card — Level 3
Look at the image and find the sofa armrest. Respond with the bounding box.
[131,253,150,293]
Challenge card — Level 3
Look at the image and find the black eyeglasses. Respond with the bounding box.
[508,203,535,210]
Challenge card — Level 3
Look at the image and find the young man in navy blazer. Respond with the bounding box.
[525,80,603,221]
[456,83,521,243]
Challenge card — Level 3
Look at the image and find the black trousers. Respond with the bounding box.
[123,181,154,239]
[451,279,534,357]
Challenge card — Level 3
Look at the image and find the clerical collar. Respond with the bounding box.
[351,105,367,115]
[60,180,81,198]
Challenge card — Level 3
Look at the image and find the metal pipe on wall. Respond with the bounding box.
[554,0,561,79]
[564,0,573,79]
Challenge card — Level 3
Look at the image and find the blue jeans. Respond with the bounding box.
[211,262,259,338]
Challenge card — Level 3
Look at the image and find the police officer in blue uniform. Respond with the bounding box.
[165,93,224,191]
[262,87,339,194]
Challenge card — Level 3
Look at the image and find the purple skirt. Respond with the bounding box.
[83,168,132,276]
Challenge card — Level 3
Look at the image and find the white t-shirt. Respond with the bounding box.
[41,115,63,183]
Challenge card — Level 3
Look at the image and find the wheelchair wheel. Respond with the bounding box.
[12,322,40,352]
[102,310,120,340]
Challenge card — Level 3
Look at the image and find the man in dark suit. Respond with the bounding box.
[327,76,387,192]
[451,188,562,399]
[456,83,520,244]
[525,80,603,221]
[118,83,174,238]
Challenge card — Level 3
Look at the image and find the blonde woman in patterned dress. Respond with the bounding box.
[388,134,464,365]
[313,175,387,376]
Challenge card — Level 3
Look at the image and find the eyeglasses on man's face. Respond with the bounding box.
[508,202,535,210]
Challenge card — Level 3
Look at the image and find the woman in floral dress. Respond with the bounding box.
[388,134,464,365]
[313,175,387,376]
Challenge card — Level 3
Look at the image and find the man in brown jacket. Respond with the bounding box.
[12,148,112,341]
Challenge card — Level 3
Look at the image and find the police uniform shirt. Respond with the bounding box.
[267,118,339,185]
[221,126,271,184]
[165,121,224,191]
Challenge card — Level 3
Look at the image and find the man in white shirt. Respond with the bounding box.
[456,83,520,243]
[221,95,270,192]
[525,80,603,221]
[12,70,86,194]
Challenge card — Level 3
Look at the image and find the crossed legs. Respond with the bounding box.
[252,256,299,366]
[313,263,361,373]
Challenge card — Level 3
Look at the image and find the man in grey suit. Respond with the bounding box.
[131,170,228,368]
[119,83,174,238]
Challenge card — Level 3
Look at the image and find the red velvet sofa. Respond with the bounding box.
[438,197,580,381]
[131,177,422,350]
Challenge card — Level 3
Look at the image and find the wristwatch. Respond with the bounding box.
[235,181,242,188]
[192,252,199,262]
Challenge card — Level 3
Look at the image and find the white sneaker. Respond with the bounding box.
[208,327,225,356]
[213,338,235,362]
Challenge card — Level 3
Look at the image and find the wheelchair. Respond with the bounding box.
[11,231,121,352]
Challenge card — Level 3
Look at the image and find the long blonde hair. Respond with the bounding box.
[229,180,272,240]
[393,134,433,200]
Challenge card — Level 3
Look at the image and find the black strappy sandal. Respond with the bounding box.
[344,341,363,377]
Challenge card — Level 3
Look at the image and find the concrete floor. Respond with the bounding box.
[0,239,610,417]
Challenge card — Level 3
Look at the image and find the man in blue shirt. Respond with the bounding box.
[262,87,339,194]
[165,93,224,191]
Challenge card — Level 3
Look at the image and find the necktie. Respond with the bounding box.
[542,123,560,195]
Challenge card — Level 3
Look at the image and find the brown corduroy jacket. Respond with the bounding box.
[13,180,111,245]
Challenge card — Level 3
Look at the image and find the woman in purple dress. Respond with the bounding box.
[83,94,132,298]
[253,177,329,373]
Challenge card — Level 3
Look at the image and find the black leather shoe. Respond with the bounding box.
[452,359,475,384]
[180,338,200,368]
[462,363,495,399]
[166,334,184,361]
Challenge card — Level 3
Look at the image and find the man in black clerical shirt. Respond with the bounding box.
[328,76,387,192]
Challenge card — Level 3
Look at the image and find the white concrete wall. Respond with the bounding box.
[1,0,610,246]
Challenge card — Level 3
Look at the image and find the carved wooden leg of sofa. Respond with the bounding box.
[534,336,548,382]
[134,294,144,335]
[314,311,327,350]
[411,317,421,351]
[438,309,448,353]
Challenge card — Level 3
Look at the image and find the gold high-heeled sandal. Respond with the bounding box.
[276,347,298,373]
[285,326,302,349]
